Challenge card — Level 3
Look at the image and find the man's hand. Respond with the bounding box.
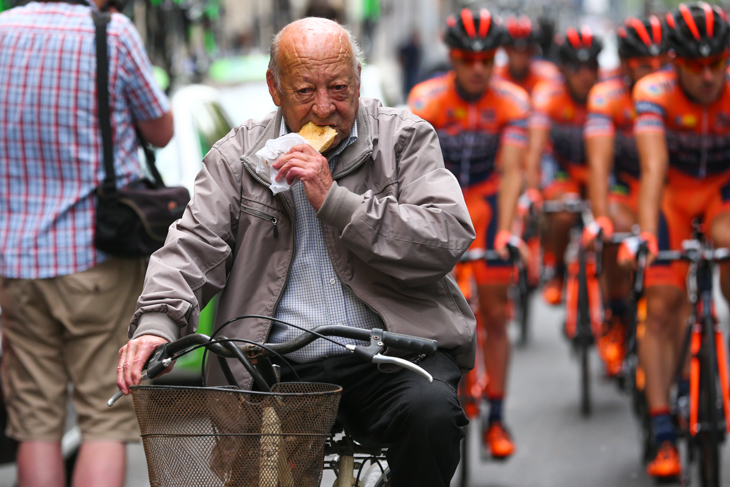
[617,231,658,270]
[494,230,527,262]
[516,188,543,217]
[272,144,333,211]
[117,335,169,395]
[582,216,614,246]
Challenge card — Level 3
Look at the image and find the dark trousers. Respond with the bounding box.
[274,351,468,487]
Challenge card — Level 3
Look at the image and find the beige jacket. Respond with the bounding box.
[130,98,476,385]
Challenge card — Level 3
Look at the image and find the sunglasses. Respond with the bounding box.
[675,53,728,74]
[563,61,599,73]
[450,49,496,67]
[625,56,664,71]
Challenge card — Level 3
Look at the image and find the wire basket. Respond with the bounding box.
[130,382,342,487]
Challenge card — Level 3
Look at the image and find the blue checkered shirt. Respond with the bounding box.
[270,120,382,362]
[0,2,169,278]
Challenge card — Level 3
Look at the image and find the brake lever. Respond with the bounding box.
[372,354,433,383]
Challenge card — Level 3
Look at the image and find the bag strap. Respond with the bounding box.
[93,10,165,196]
[93,10,116,196]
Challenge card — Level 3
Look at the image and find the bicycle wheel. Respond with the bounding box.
[577,249,592,417]
[516,267,531,347]
[696,319,721,487]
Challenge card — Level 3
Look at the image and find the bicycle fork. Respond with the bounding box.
[688,319,730,436]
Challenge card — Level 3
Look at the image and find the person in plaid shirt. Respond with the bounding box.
[0,1,172,485]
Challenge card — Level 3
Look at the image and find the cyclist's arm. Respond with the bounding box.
[524,125,550,190]
[636,130,667,236]
[632,76,669,238]
[129,133,246,342]
[524,82,553,190]
[585,134,614,220]
[498,143,525,232]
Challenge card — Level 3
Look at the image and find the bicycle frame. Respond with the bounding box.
[635,235,730,487]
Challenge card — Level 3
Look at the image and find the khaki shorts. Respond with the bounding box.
[0,258,146,442]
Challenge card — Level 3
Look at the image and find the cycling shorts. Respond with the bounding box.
[463,177,513,286]
[608,173,640,213]
[646,169,730,290]
[542,163,588,201]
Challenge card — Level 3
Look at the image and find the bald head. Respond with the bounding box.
[268,17,363,88]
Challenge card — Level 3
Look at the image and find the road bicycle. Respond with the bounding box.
[542,196,599,416]
[543,196,633,416]
[631,227,730,487]
[455,242,523,487]
[109,319,438,487]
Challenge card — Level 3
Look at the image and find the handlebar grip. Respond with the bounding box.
[381,331,438,355]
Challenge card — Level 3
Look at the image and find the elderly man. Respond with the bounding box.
[117,17,475,486]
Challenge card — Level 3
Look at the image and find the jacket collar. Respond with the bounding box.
[240,99,374,183]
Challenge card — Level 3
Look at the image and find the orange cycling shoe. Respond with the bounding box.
[542,276,564,306]
[646,441,681,479]
[484,422,516,459]
[596,317,627,377]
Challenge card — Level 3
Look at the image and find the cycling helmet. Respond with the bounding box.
[505,15,537,49]
[617,16,667,58]
[444,8,507,52]
[665,2,729,59]
[554,26,603,65]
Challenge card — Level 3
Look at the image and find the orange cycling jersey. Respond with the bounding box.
[494,58,562,94]
[530,80,588,168]
[585,78,639,179]
[408,71,530,187]
[634,69,730,178]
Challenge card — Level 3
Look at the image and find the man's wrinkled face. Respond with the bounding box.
[267,30,360,148]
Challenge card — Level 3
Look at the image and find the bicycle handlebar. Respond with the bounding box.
[109,325,439,406]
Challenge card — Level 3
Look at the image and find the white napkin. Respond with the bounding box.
[254,133,309,194]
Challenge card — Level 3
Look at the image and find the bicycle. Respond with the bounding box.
[631,228,730,487]
[109,320,438,487]
[542,196,599,416]
[543,196,634,416]
[455,242,523,487]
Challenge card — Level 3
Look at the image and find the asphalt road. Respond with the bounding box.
[1,291,730,487]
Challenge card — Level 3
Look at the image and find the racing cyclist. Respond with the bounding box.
[408,8,529,460]
[524,27,602,305]
[583,16,667,378]
[619,2,730,478]
[494,14,562,95]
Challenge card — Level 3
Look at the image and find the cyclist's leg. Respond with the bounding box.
[642,202,690,478]
[541,170,580,305]
[706,173,730,301]
[467,186,517,457]
[275,351,467,487]
[597,179,638,375]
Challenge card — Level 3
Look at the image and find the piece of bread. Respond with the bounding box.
[298,122,338,153]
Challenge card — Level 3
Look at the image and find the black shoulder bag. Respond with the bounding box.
[92,10,190,258]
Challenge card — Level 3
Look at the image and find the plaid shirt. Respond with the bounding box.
[270,120,383,362]
[0,2,169,279]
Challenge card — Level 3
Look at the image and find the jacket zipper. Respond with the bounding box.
[240,205,279,237]
[242,161,296,323]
